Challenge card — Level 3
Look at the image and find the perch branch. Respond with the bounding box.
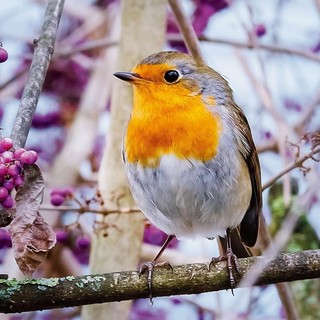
[0,249,319,313]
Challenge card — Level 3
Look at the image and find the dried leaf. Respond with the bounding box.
[8,164,56,276]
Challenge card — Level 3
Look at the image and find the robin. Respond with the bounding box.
[114,51,262,298]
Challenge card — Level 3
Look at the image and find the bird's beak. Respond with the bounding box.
[114,72,143,83]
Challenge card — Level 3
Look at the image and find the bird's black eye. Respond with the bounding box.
[164,70,180,83]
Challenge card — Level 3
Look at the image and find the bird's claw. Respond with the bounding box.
[139,261,173,304]
[209,249,239,295]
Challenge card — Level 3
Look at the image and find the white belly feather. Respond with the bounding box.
[126,148,251,240]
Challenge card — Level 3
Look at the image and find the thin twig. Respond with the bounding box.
[197,35,320,63]
[10,0,65,148]
[256,139,277,153]
[234,189,314,320]
[168,0,205,64]
[55,40,117,58]
[41,34,320,63]
[262,146,320,191]
[294,88,320,132]
[0,67,29,92]
[40,205,141,216]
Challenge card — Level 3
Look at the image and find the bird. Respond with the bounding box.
[114,51,262,299]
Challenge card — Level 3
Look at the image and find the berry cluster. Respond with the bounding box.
[50,187,75,206]
[0,137,38,209]
[55,228,91,264]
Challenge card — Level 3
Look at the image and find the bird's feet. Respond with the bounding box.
[209,248,239,295]
[139,260,173,304]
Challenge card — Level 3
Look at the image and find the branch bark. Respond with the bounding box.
[10,0,65,149]
[0,249,319,313]
[168,0,205,64]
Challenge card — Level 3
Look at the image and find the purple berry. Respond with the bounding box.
[55,229,69,244]
[171,298,182,305]
[312,41,320,53]
[50,188,65,197]
[20,150,38,165]
[14,174,24,188]
[284,99,302,112]
[50,187,74,199]
[254,24,266,37]
[3,178,14,191]
[0,164,7,177]
[75,236,91,250]
[32,112,61,128]
[264,131,272,140]
[143,224,169,246]
[61,187,74,198]
[13,148,26,159]
[1,151,13,163]
[29,150,38,161]
[0,230,12,248]
[0,187,9,201]
[7,164,21,177]
[0,48,8,63]
[51,194,65,206]
[0,138,13,151]
[2,195,15,209]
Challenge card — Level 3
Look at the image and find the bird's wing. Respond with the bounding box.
[232,103,262,247]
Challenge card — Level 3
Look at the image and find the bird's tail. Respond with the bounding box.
[217,227,260,258]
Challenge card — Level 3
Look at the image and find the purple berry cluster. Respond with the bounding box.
[0,137,38,209]
[50,187,75,206]
[55,228,91,264]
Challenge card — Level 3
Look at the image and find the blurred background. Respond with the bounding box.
[0,0,320,319]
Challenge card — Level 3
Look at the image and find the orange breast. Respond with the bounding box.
[125,83,221,167]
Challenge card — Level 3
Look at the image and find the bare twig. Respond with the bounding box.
[197,35,320,63]
[168,0,205,64]
[294,89,320,132]
[46,34,320,63]
[0,67,29,92]
[40,205,141,216]
[55,40,117,58]
[235,186,316,320]
[10,0,65,148]
[256,139,277,153]
[262,146,320,191]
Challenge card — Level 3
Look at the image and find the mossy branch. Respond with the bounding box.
[0,249,319,313]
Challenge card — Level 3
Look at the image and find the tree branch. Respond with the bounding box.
[198,35,320,63]
[168,0,205,64]
[0,249,319,313]
[262,145,320,191]
[10,0,65,149]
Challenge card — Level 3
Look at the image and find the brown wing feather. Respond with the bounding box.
[232,104,262,247]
